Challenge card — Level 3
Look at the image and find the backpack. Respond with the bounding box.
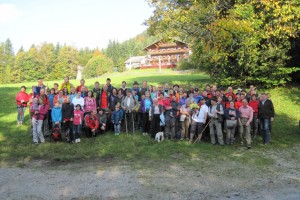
[210,103,224,123]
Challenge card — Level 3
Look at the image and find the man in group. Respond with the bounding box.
[190,98,208,143]
[121,81,128,96]
[239,99,253,149]
[258,93,275,145]
[34,78,47,97]
[194,88,202,105]
[59,76,74,93]
[106,78,114,94]
[140,81,148,96]
[208,96,224,145]
[131,81,141,100]
[76,79,87,93]
[92,81,101,98]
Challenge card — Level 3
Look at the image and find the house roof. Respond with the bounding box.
[143,38,188,51]
[124,56,146,64]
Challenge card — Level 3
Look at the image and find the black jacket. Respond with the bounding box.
[62,103,74,119]
[258,99,275,119]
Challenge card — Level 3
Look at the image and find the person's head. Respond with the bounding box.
[173,84,179,91]
[38,78,43,86]
[194,88,199,95]
[50,88,55,94]
[94,81,100,89]
[189,92,194,98]
[172,95,176,101]
[202,90,207,97]
[76,104,81,110]
[149,85,153,92]
[169,89,174,95]
[54,101,60,107]
[58,90,64,97]
[250,85,255,91]
[227,87,233,93]
[66,96,70,103]
[115,105,120,111]
[152,86,156,92]
[91,110,97,116]
[102,84,108,91]
[159,92,164,99]
[70,87,75,94]
[117,88,123,96]
[106,78,111,85]
[81,86,86,92]
[157,84,163,91]
[141,94,145,100]
[63,87,68,94]
[80,79,85,85]
[54,83,59,90]
[87,91,93,97]
[242,99,248,107]
[133,81,139,89]
[126,89,131,96]
[236,93,241,100]
[182,92,187,98]
[216,90,221,97]
[46,89,51,95]
[200,98,206,105]
[98,109,104,115]
[77,91,81,97]
[212,85,217,91]
[116,102,121,108]
[229,101,235,109]
[228,95,233,101]
[205,84,211,91]
[217,96,223,103]
[112,88,117,95]
[240,94,245,100]
[122,81,126,87]
[153,98,158,105]
[260,93,267,101]
[164,83,169,90]
[145,91,150,98]
[211,96,217,105]
[20,86,26,92]
[251,94,257,101]
[64,76,69,83]
[40,88,45,95]
[179,87,184,93]
[142,81,147,88]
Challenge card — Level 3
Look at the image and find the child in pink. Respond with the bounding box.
[73,104,84,143]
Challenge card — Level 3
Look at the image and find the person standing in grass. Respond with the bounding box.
[208,96,224,145]
[190,99,208,143]
[111,105,123,136]
[73,104,84,143]
[59,76,74,94]
[31,99,49,144]
[180,99,191,140]
[51,101,62,129]
[72,91,84,111]
[258,93,275,145]
[238,99,253,149]
[84,91,97,116]
[248,94,259,138]
[16,86,29,126]
[224,101,239,145]
[62,96,74,143]
[149,98,163,138]
[121,89,137,133]
[140,91,153,135]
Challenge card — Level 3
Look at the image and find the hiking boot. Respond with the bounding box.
[75,139,78,143]
[247,146,252,149]
[240,142,244,146]
[78,138,81,143]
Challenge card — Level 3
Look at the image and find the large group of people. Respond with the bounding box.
[15,76,275,148]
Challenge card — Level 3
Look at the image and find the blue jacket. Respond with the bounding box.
[111,109,123,124]
[48,94,55,109]
[139,98,153,113]
[51,107,62,122]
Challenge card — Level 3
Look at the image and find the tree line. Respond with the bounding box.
[0,33,157,83]
[146,0,300,87]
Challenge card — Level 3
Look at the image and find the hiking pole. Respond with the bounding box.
[193,114,215,145]
[125,110,128,135]
[132,111,135,135]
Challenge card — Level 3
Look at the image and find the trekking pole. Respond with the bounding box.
[193,114,215,145]
[132,111,135,135]
[125,110,128,135]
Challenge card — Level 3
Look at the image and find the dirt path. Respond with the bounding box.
[1,147,300,200]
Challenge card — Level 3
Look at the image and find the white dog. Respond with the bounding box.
[155,132,164,142]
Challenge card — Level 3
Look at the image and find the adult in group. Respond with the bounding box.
[208,96,224,145]
[114,89,124,107]
[258,93,275,145]
[72,91,84,110]
[140,80,148,96]
[85,110,99,137]
[180,99,191,140]
[31,98,49,144]
[238,99,253,149]
[16,86,29,126]
[84,91,97,116]
[69,87,77,103]
[62,96,74,143]
[121,81,128,96]
[106,78,114,94]
[248,94,259,137]
[121,89,137,133]
[76,79,87,93]
[97,84,110,112]
[109,88,118,112]
[33,78,47,97]
[224,101,239,145]
[92,81,101,98]
[190,98,208,143]
[36,88,50,135]
[149,98,163,138]
[54,90,66,107]
[59,76,74,94]
[140,91,153,135]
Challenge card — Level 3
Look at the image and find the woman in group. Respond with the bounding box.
[69,87,77,103]
[54,90,67,107]
[114,88,124,106]
[149,98,163,138]
[16,86,29,126]
[140,91,153,135]
[72,91,84,111]
[31,98,49,144]
[84,91,97,116]
[109,88,118,112]
[224,101,239,145]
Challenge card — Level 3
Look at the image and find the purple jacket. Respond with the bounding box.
[139,98,153,113]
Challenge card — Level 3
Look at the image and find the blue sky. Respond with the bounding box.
[0,0,153,52]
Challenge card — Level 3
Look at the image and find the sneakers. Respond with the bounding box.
[75,138,81,143]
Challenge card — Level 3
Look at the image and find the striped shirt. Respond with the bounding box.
[239,106,253,122]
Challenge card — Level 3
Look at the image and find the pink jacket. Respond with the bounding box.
[32,104,49,120]
[84,97,97,113]
[73,110,84,125]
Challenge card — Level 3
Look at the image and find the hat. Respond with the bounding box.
[211,96,218,102]
[133,81,139,85]
[194,88,199,92]
[237,88,242,91]
[173,84,179,88]
[190,103,199,109]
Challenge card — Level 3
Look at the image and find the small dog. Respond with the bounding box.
[155,132,164,142]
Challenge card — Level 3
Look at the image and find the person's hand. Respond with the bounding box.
[70,118,73,121]
[119,121,121,124]
[149,117,151,121]
[21,100,24,103]
[34,111,39,114]
[246,121,250,126]
[63,121,66,123]
[231,117,235,120]
[271,117,274,122]
[55,122,59,124]
[92,129,95,132]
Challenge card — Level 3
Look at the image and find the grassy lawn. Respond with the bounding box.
[0,69,299,169]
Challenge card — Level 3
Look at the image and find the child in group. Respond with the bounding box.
[187,92,196,104]
[73,104,84,143]
[51,101,62,128]
[97,109,107,134]
[31,98,40,124]
[111,105,123,136]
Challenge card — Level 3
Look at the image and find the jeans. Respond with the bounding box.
[114,124,121,134]
[32,118,45,143]
[260,118,271,144]
[74,124,82,139]
[17,106,26,122]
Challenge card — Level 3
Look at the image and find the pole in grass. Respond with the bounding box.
[193,114,215,145]
[132,111,135,135]
[125,110,128,135]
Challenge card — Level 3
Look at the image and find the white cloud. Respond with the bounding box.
[0,4,21,23]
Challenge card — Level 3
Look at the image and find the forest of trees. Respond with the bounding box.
[146,0,300,87]
[0,33,157,83]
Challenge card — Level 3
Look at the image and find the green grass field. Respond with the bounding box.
[0,69,299,168]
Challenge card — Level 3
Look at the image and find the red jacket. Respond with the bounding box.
[74,110,84,125]
[16,92,29,107]
[85,115,99,129]
[36,94,50,106]
[248,100,259,113]
[235,100,243,109]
